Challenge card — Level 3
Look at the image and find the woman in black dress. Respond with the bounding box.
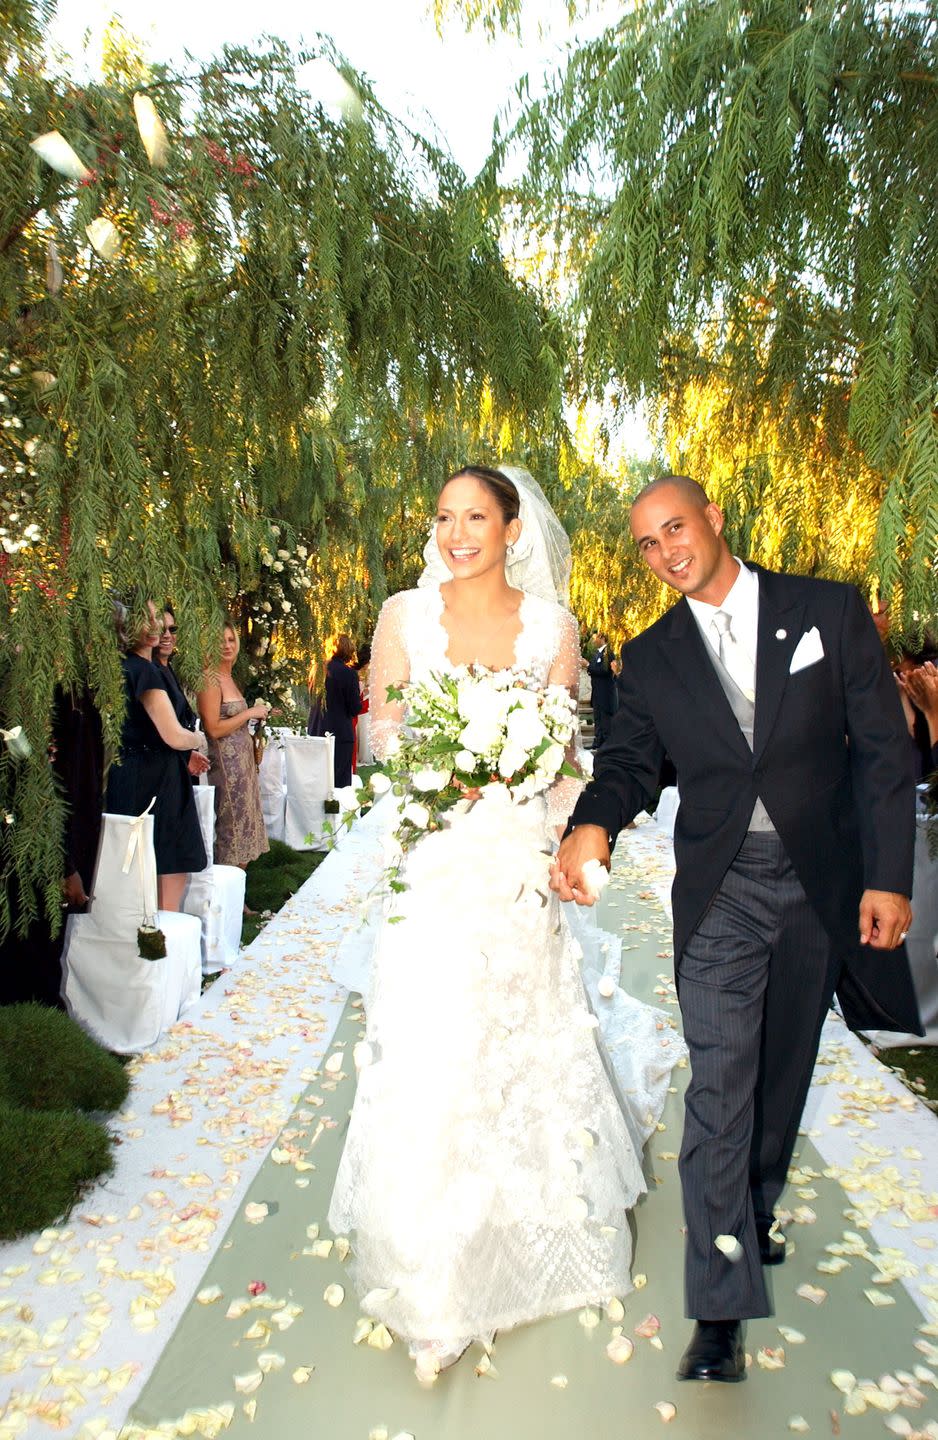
[153,605,211,782]
[324,633,362,789]
[106,600,208,911]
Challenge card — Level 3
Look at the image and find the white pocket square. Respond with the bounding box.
[789,626,824,674]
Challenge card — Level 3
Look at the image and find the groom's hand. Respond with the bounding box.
[551,825,611,906]
[859,889,913,949]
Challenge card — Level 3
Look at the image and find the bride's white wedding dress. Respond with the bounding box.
[328,584,686,1353]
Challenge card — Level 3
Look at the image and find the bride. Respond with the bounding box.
[328,464,686,1382]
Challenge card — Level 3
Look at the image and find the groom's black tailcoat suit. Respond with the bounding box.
[569,564,919,1320]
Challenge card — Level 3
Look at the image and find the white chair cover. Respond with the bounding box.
[357,712,374,766]
[183,786,246,972]
[183,864,246,974]
[257,739,287,842]
[192,782,215,864]
[283,734,335,849]
[654,785,680,837]
[61,811,202,1054]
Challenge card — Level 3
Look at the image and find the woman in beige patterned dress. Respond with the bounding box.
[197,623,270,882]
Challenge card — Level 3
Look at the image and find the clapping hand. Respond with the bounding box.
[899,660,938,721]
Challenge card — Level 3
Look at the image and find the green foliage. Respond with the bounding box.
[498,0,938,626]
[0,13,569,935]
[243,839,325,920]
[0,1101,115,1239]
[0,1003,130,1113]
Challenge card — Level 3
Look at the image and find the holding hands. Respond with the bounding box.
[550,824,611,906]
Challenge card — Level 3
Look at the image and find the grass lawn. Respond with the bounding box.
[873,1044,938,1109]
[239,840,328,948]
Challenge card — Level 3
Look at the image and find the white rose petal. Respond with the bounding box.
[581,859,610,899]
[411,767,451,793]
[369,771,392,795]
[323,1284,345,1307]
[715,1233,744,1262]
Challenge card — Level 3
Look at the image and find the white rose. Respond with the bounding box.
[401,800,430,829]
[296,544,308,559]
[458,721,499,758]
[273,561,284,572]
[262,601,272,613]
[457,678,510,729]
[411,767,451,792]
[511,774,542,802]
[270,524,281,536]
[506,705,549,752]
[454,749,476,771]
[498,743,527,779]
[261,550,273,565]
[281,600,292,613]
[277,548,290,559]
[537,742,565,776]
[369,771,392,795]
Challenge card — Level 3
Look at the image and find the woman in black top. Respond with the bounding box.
[106,600,208,911]
[324,633,362,788]
[153,605,211,782]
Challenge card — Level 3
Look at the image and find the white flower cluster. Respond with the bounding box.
[0,352,41,557]
[379,665,579,841]
[243,524,314,700]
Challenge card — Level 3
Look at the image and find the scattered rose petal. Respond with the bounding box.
[778,1327,805,1345]
[234,1370,263,1395]
[578,1307,600,1330]
[715,1234,743,1262]
[248,1281,267,1297]
[757,1346,786,1371]
[353,1318,374,1345]
[367,1323,393,1350]
[244,1203,269,1225]
[607,1334,634,1364]
[633,1274,647,1289]
[196,1286,223,1304]
[550,1374,568,1388]
[788,1418,810,1433]
[257,1351,285,1373]
[654,1401,677,1422]
[796,1283,827,1304]
[606,1297,625,1323]
[635,1314,660,1338]
[323,1283,345,1307]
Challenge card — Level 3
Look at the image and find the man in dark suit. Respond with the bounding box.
[587,632,618,749]
[552,474,918,1383]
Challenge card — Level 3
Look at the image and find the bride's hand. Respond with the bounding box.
[551,824,610,906]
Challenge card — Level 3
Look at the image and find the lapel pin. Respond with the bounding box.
[775,628,787,640]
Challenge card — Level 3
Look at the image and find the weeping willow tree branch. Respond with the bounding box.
[491,0,938,626]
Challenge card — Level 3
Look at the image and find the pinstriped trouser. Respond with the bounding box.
[677,832,839,1321]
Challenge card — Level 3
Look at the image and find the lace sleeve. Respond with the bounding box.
[369,592,410,760]
[546,607,586,830]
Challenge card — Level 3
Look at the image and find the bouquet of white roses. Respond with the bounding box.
[367,665,580,851]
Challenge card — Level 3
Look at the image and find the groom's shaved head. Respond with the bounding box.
[633,474,711,509]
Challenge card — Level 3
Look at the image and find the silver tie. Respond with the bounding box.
[711,610,755,702]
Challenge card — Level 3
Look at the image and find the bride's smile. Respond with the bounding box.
[436,473,521,581]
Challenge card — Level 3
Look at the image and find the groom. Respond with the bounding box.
[552,475,918,1382]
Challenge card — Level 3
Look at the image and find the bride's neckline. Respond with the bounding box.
[432,583,530,672]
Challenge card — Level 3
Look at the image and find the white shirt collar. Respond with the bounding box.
[687,559,760,660]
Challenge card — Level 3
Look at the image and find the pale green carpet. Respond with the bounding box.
[124,863,938,1440]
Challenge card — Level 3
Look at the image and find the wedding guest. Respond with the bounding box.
[587,631,618,749]
[352,642,371,772]
[0,683,104,1008]
[106,600,208,911]
[902,660,938,767]
[896,646,938,778]
[196,623,269,879]
[154,605,210,780]
[324,633,362,788]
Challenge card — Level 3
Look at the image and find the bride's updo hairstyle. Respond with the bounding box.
[445,466,521,526]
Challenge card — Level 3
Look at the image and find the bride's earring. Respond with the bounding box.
[506,542,515,557]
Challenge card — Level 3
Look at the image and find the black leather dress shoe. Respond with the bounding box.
[677,1321,745,1382]
[757,1220,786,1265]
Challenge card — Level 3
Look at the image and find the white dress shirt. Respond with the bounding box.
[687,559,759,696]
